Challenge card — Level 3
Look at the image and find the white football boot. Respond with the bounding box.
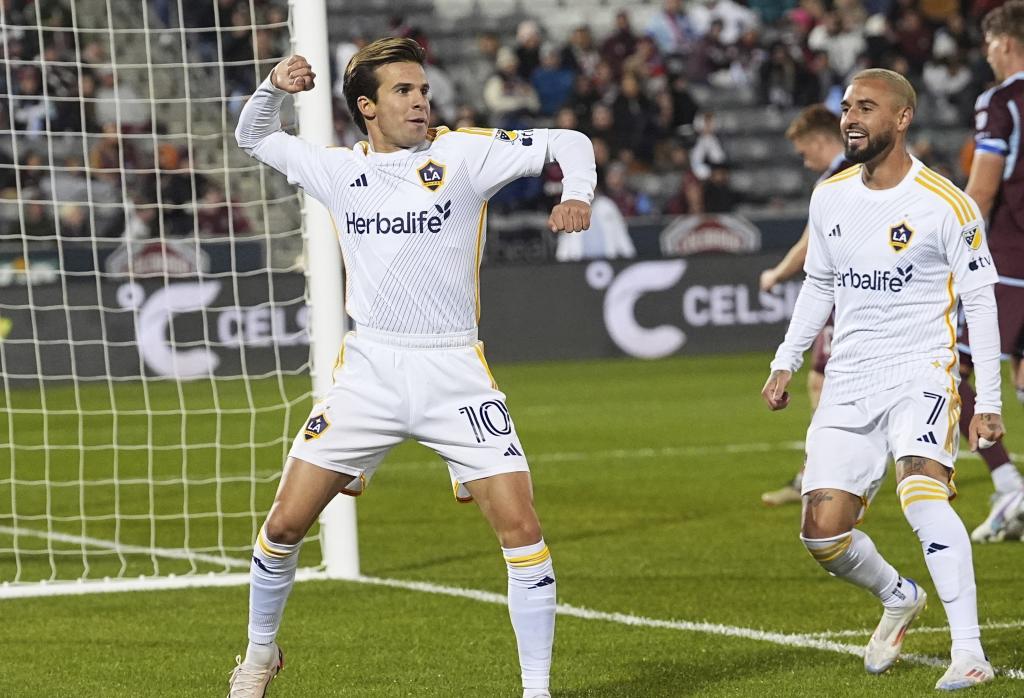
[970,489,1024,543]
[935,652,994,691]
[523,691,551,698]
[228,643,283,698]
[864,579,928,674]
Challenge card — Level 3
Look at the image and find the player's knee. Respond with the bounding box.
[263,516,307,547]
[800,531,855,576]
[1017,385,1024,405]
[497,519,543,549]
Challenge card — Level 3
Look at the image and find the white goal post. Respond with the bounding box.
[0,0,357,598]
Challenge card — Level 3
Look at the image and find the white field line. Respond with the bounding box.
[806,620,1024,638]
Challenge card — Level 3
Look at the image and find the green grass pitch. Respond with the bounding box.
[2,353,1022,696]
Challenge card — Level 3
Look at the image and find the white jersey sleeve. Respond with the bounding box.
[235,77,358,209]
[454,127,549,199]
[940,199,998,296]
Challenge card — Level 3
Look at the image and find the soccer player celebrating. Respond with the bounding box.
[961,0,1024,543]
[759,104,851,506]
[763,69,1000,690]
[228,38,595,698]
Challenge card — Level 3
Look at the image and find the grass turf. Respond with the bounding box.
[2,353,1022,696]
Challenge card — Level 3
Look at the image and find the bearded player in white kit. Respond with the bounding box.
[762,69,1002,690]
[227,38,595,697]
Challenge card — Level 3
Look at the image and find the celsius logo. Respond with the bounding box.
[346,200,452,235]
[835,265,913,293]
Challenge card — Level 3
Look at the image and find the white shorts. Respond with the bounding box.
[803,374,960,506]
[289,327,529,502]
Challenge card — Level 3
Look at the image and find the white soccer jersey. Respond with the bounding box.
[789,157,998,406]
[239,81,550,337]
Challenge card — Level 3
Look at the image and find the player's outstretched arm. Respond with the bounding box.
[761,369,792,411]
[270,55,317,94]
[760,226,810,291]
[546,129,597,233]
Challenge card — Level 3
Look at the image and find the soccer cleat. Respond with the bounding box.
[227,643,283,698]
[761,482,802,507]
[970,489,1024,543]
[935,652,994,691]
[864,579,927,674]
[523,691,551,698]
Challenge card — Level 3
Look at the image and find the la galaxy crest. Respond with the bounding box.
[304,413,330,441]
[961,223,982,250]
[417,159,445,191]
[889,221,914,252]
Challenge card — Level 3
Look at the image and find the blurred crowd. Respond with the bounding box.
[333,0,1002,219]
[1,0,1008,244]
[1,0,289,240]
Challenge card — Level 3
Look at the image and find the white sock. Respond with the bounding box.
[801,530,901,602]
[897,476,984,658]
[990,462,1024,494]
[504,539,556,692]
[248,525,301,647]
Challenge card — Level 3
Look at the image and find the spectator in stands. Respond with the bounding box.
[197,184,252,237]
[666,71,700,134]
[556,188,636,261]
[662,141,705,215]
[687,19,731,84]
[560,25,600,78]
[58,203,91,238]
[891,8,934,76]
[602,10,638,78]
[588,103,622,158]
[23,200,57,238]
[531,43,575,117]
[612,72,658,163]
[623,37,667,84]
[333,35,368,98]
[807,11,866,77]
[11,66,52,138]
[932,13,972,60]
[690,112,727,180]
[701,162,745,213]
[90,123,141,185]
[566,74,599,130]
[425,59,457,125]
[483,48,540,126]
[646,0,696,59]
[923,52,974,124]
[93,70,149,132]
[515,20,543,81]
[800,50,839,106]
[458,31,501,101]
[604,161,654,216]
[690,0,760,46]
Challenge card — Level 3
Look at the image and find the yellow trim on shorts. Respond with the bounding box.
[473,201,488,321]
[505,546,551,567]
[474,342,498,390]
[331,332,352,383]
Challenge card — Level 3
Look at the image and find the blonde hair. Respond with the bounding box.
[785,104,841,142]
[850,68,917,111]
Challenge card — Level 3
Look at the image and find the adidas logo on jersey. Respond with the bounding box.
[345,199,452,235]
[916,431,938,444]
[835,265,913,293]
[349,173,368,188]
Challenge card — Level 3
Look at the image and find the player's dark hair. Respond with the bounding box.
[785,104,841,142]
[983,0,1024,47]
[344,37,427,135]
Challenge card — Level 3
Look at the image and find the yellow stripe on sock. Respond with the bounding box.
[900,493,950,510]
[897,484,949,499]
[505,546,550,567]
[257,530,291,559]
[810,536,852,562]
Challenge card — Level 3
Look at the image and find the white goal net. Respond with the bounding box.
[0,0,349,596]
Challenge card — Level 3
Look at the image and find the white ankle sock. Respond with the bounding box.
[990,463,1024,494]
[897,476,984,658]
[504,539,556,692]
[248,526,301,645]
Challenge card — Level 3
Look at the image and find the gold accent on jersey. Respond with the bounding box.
[922,167,975,220]
[818,164,862,186]
[474,201,488,321]
[457,127,496,137]
[357,141,369,155]
[914,169,973,226]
